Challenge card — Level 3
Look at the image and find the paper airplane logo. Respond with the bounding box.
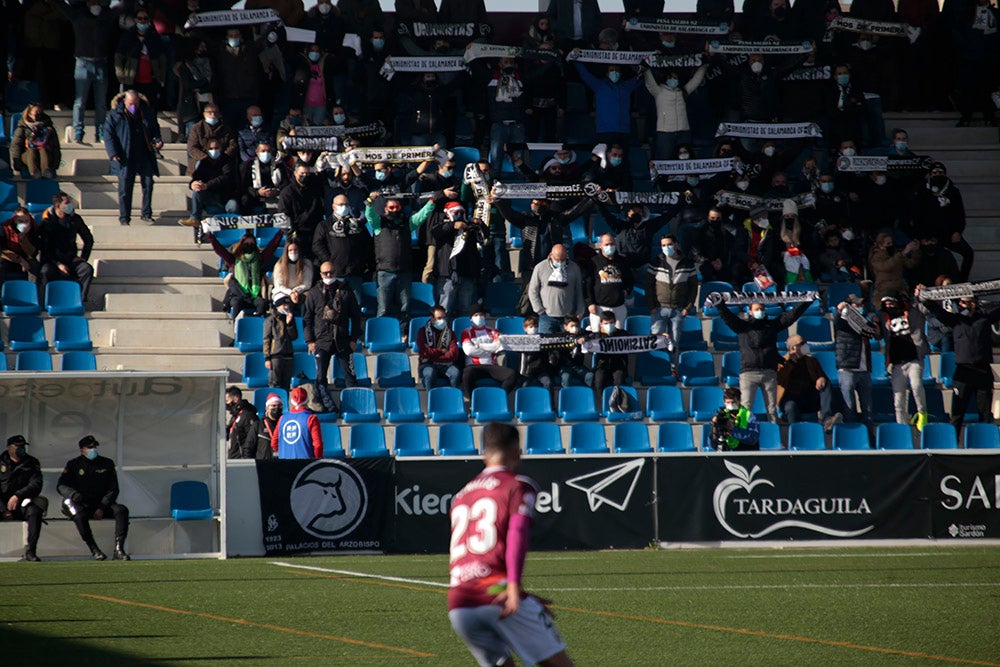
[565,459,645,512]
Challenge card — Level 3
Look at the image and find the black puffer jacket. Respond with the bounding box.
[226,399,260,459]
[0,451,43,504]
[833,306,882,371]
[303,280,362,351]
[925,303,1000,366]
[718,301,810,372]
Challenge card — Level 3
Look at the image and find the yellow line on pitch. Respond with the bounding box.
[79,593,435,658]
[281,566,998,667]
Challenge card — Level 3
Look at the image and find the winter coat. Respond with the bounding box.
[0,451,43,504]
[645,252,698,310]
[114,28,167,85]
[312,213,372,275]
[263,312,299,359]
[226,399,260,459]
[833,305,882,371]
[10,106,61,172]
[717,301,810,372]
[644,66,708,133]
[868,245,921,305]
[303,280,362,350]
[186,120,238,174]
[104,92,162,177]
[574,63,642,134]
[586,252,633,308]
[38,207,94,266]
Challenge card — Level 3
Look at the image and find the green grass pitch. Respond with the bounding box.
[3,546,999,666]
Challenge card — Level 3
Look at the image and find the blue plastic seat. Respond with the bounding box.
[242,352,269,388]
[452,316,472,335]
[53,316,93,351]
[0,180,17,210]
[679,317,708,352]
[8,316,48,351]
[568,422,610,454]
[359,281,378,316]
[374,351,416,388]
[332,352,372,388]
[812,351,839,387]
[339,387,381,423]
[291,351,317,385]
[61,351,96,371]
[557,386,600,422]
[507,222,522,249]
[349,423,389,457]
[514,386,556,422]
[710,318,739,352]
[613,422,653,453]
[601,386,642,422]
[471,386,513,423]
[438,422,479,456]
[234,316,264,353]
[0,354,8,371]
[870,352,890,386]
[677,350,718,387]
[646,385,686,421]
[749,390,770,420]
[826,283,863,313]
[689,386,723,421]
[832,422,870,450]
[634,350,676,386]
[253,387,288,411]
[657,422,696,452]
[25,178,60,212]
[870,385,894,422]
[410,281,436,314]
[939,351,955,389]
[212,227,245,249]
[758,421,782,450]
[789,422,826,450]
[485,282,520,317]
[364,317,404,352]
[170,481,214,520]
[428,387,468,423]
[795,316,834,351]
[393,423,435,456]
[964,423,1000,449]
[624,315,651,336]
[253,226,282,249]
[407,315,430,351]
[320,422,345,457]
[921,422,958,450]
[721,351,741,387]
[15,350,52,370]
[876,422,914,450]
[382,387,425,423]
[524,422,564,454]
[495,316,525,335]
[740,281,781,316]
[2,280,41,316]
[44,281,85,316]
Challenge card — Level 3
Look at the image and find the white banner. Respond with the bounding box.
[830,17,907,38]
[292,122,385,139]
[785,65,832,82]
[704,290,819,308]
[348,146,437,163]
[566,49,656,65]
[708,40,814,55]
[644,53,705,69]
[379,56,466,80]
[917,280,1000,302]
[498,334,577,352]
[281,136,339,151]
[463,43,559,63]
[201,213,290,233]
[624,17,731,35]
[836,155,889,172]
[284,27,316,44]
[716,122,823,138]
[492,181,599,199]
[184,8,278,29]
[651,157,735,175]
[397,21,488,39]
[580,335,672,355]
[611,191,680,206]
[714,191,816,211]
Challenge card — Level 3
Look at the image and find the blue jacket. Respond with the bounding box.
[104,93,162,177]
[573,62,641,134]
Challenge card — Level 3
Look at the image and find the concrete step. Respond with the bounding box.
[89,246,216,266]
[903,126,999,146]
[74,210,189,226]
[60,178,191,212]
[71,155,186,177]
[912,145,1000,161]
[107,326,225,348]
[84,224,196,243]
[955,183,1000,209]
[93,258,214,278]
[89,277,226,306]
[936,160,1000,179]
[81,349,243,378]
[103,293,216,313]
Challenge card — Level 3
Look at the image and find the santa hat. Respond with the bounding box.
[290,387,307,407]
[265,393,283,408]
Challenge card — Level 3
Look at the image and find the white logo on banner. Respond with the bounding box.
[713,460,873,538]
[290,460,369,539]
[565,459,644,512]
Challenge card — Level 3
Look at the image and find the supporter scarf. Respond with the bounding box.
[714,191,815,211]
[624,17,731,34]
[492,70,523,103]
[708,40,813,55]
[644,53,705,69]
[565,49,655,65]
[491,181,600,199]
[293,122,385,139]
[464,43,559,63]
[842,306,880,337]
[497,334,577,352]
[785,65,832,81]
[610,191,680,206]
[830,17,908,37]
[917,279,1000,302]
[397,21,489,38]
[184,9,278,29]
[281,136,339,151]
[651,158,735,175]
[201,213,290,233]
[716,122,823,138]
[580,335,673,354]
[378,57,466,80]
[350,146,437,163]
[424,319,453,351]
[548,263,568,287]
[704,290,819,309]
[250,160,284,191]
[234,253,262,299]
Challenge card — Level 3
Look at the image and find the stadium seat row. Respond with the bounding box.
[0,315,92,352]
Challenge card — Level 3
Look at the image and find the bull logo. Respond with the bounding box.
[289,461,368,539]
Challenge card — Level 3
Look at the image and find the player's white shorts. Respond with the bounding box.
[449,596,566,667]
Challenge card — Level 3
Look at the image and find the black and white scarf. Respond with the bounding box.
[250,160,284,191]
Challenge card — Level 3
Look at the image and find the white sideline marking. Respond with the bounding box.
[541,582,1000,592]
[271,561,449,587]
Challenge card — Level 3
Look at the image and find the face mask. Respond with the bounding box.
[16,222,29,233]
[820,182,834,194]
[433,318,447,330]
[736,180,749,191]
[308,51,321,63]
[836,74,850,86]
[374,170,388,182]
[686,176,699,186]
[929,175,947,191]
[567,326,580,334]
[763,146,776,157]
[286,251,299,262]
[678,151,690,160]
[136,21,149,31]
[961,308,972,317]
[663,245,676,257]
[84,448,99,460]
[208,149,221,159]
[258,151,272,164]
[608,71,621,83]
[755,218,769,229]
[662,40,675,48]
[227,37,241,48]
[289,116,302,127]
[64,203,75,215]
[440,169,453,179]
[333,113,346,124]
[628,213,642,224]
[322,277,336,286]
[318,2,332,13]
[372,38,385,49]
[601,323,614,334]
[602,245,616,257]
[251,115,264,128]
[858,40,872,50]
[90,4,101,15]
[334,204,349,217]
[551,260,565,269]
[267,31,278,44]
[666,77,679,88]
[471,315,486,327]
[884,245,895,255]
[874,175,887,186]
[724,402,738,412]
[13,446,26,458]
[555,156,571,165]
[524,327,538,335]
[798,344,811,356]
[241,250,257,261]
[609,156,622,167]
[853,305,864,314]
[895,140,908,152]
[386,209,402,219]
[841,147,856,157]
[752,310,766,320]
[750,61,763,74]
[842,229,854,241]
[267,407,283,419]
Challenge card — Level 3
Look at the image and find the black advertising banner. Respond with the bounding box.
[658,454,931,542]
[256,458,394,555]
[392,457,656,552]
[930,454,1000,540]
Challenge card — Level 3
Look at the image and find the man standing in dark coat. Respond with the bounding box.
[104,90,163,225]
[304,261,363,387]
[0,435,45,561]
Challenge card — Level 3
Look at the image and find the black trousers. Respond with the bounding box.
[315,345,355,387]
[951,368,994,434]
[461,364,519,398]
[1,502,43,553]
[594,369,627,404]
[71,503,129,544]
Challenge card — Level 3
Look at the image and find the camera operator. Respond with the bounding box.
[710,387,761,451]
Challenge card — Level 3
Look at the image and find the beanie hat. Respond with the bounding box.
[782,199,798,217]
[265,393,283,408]
[290,387,307,407]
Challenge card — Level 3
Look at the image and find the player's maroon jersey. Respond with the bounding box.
[448,466,539,611]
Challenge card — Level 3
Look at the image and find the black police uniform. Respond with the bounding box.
[57,451,130,559]
[0,449,44,559]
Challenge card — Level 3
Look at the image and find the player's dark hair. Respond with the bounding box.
[482,422,519,459]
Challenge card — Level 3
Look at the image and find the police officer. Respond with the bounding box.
[57,435,131,561]
[0,435,45,561]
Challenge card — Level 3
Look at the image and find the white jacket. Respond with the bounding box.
[644,65,708,134]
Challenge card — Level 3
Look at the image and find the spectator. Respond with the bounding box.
[590,310,632,400]
[1,208,40,283]
[459,161,510,283]
[180,138,239,226]
[0,434,44,562]
[554,315,594,388]
[270,238,314,310]
[431,201,486,317]
[104,90,164,226]
[546,0,600,49]
[207,229,284,317]
[364,192,436,324]
[916,275,957,353]
[586,234,633,331]
[585,144,633,191]
[255,394,282,460]
[64,0,119,143]
[834,294,882,425]
[303,261,362,388]
[917,285,1000,434]
[338,0,386,39]
[522,17,564,143]
[358,29,393,126]
[572,56,642,150]
[910,235,960,290]
[293,43,338,124]
[247,0,306,26]
[485,56,529,174]
[692,209,748,285]
[643,61,709,159]
[327,167,370,219]
[713,296,814,422]
[912,162,973,282]
[214,27,263,129]
[825,63,866,149]
[869,233,921,306]
[173,40,215,143]
[238,105,275,164]
[951,0,999,127]
[276,107,310,156]
[528,244,585,334]
[777,334,844,430]
[240,142,286,214]
[493,193,592,281]
[519,315,558,393]
[271,387,324,458]
[279,162,326,247]
[879,292,929,431]
[224,385,260,459]
[186,103,238,175]
[646,234,697,355]
[263,296,299,390]
[20,0,69,110]
[817,229,862,282]
[709,387,761,451]
[776,200,815,285]
[417,305,462,390]
[114,10,167,110]
[460,303,520,399]
[38,193,94,305]
[11,103,60,179]
[312,194,371,303]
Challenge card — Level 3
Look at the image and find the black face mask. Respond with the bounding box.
[924,245,938,256]
[628,213,642,224]
[884,245,896,256]
[930,175,948,190]
[14,446,26,458]
[227,401,240,414]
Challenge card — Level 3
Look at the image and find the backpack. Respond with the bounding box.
[293,378,339,414]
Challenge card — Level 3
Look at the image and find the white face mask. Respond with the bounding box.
[724,402,738,411]
[334,204,349,217]
[842,229,855,241]
[287,252,299,262]
[841,147,856,157]
[750,61,764,74]
[678,151,690,160]
[798,343,811,356]
[471,315,486,327]
[318,2,331,13]
[602,245,616,257]
[16,222,29,233]
[755,219,770,230]
[601,323,614,334]
[736,180,749,191]
[752,310,766,320]
[322,277,336,285]
[663,245,676,257]
[258,152,272,164]
[89,4,102,15]
[763,146,776,157]
[567,326,580,334]
[525,327,538,335]
[874,175,887,186]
